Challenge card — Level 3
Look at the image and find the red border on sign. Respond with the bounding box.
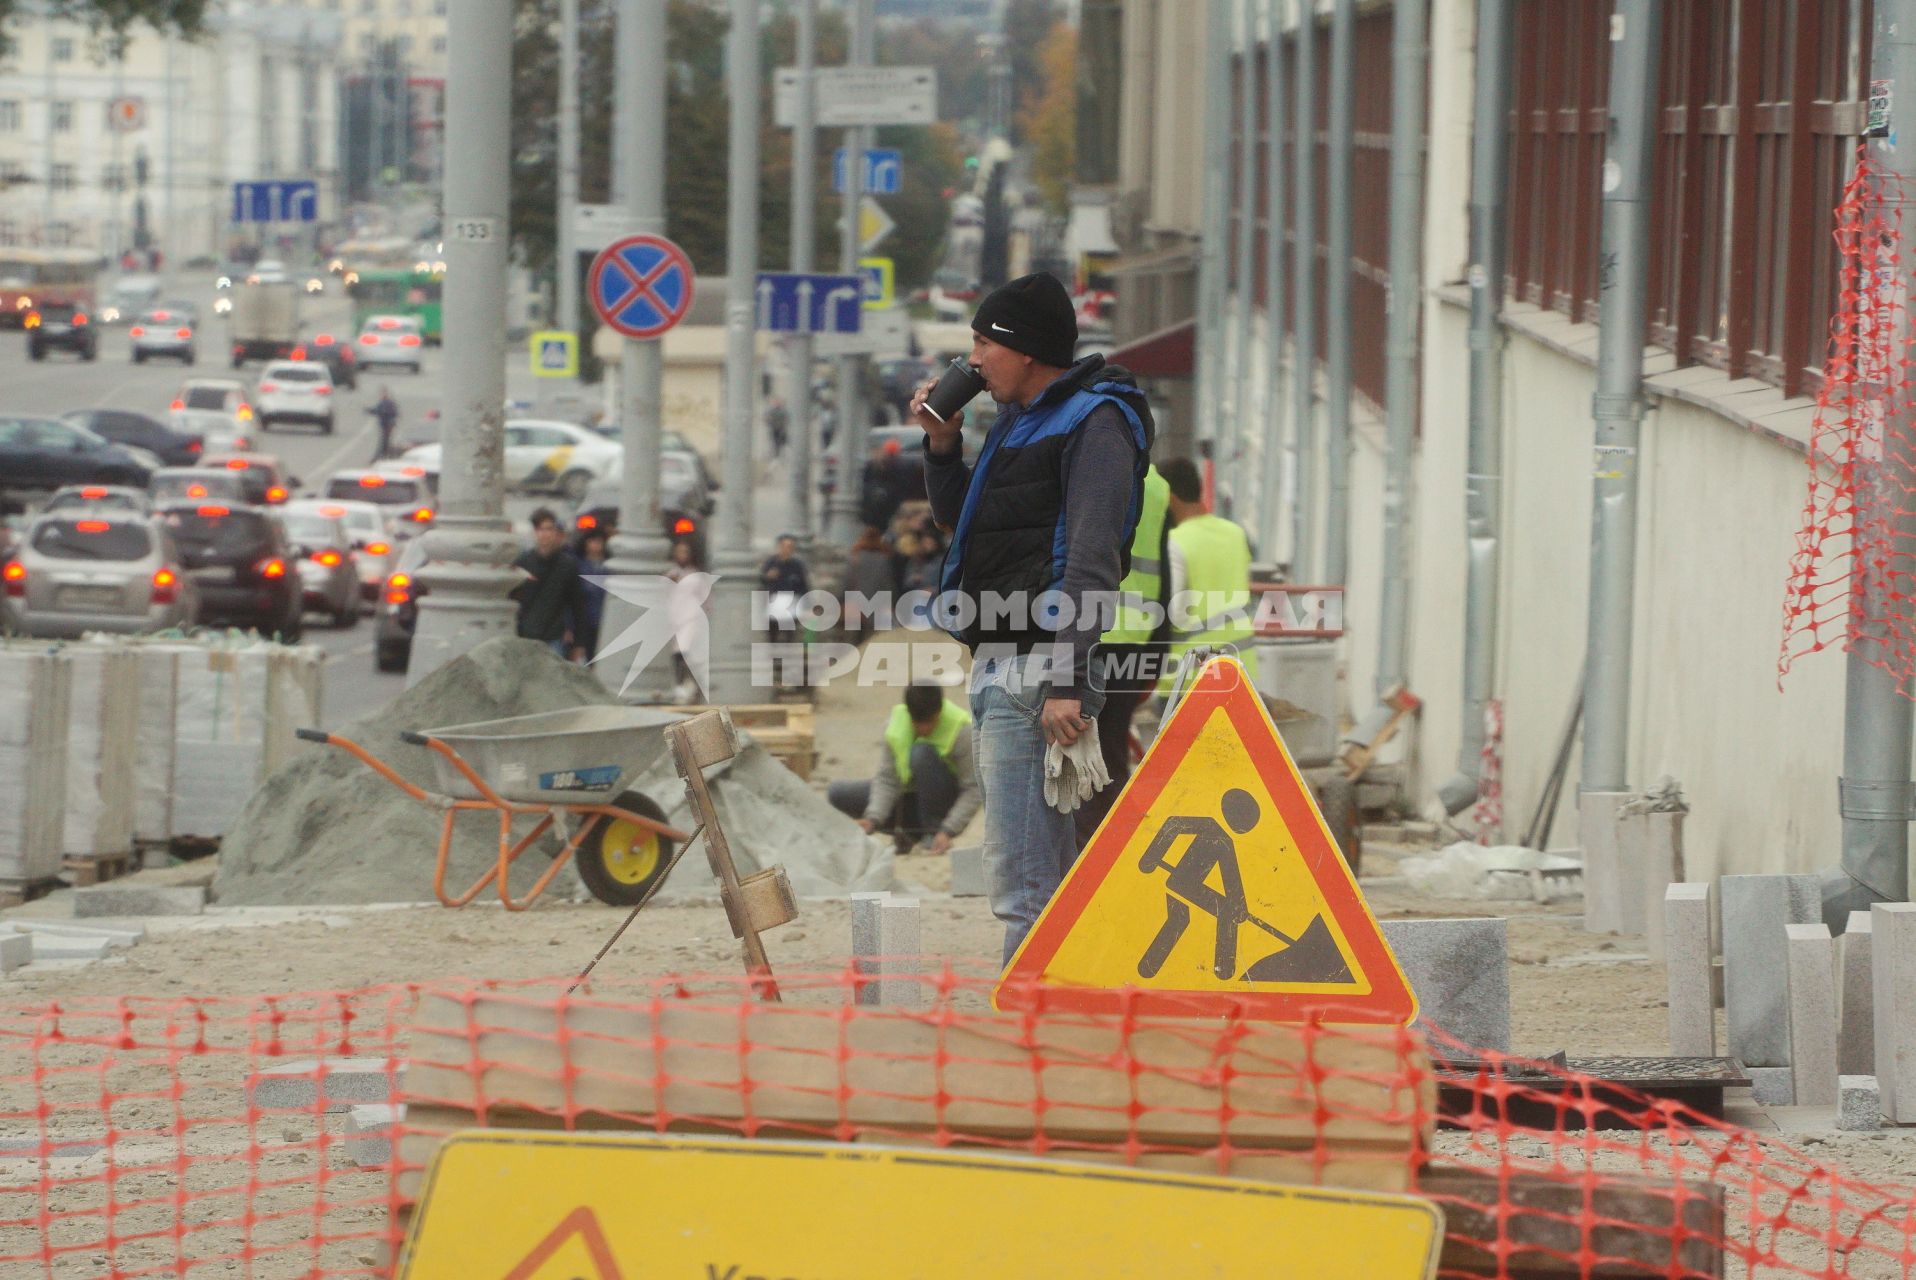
[994,658,1417,1024]
[588,234,696,340]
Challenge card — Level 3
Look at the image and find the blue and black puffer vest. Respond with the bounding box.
[935,355,1155,651]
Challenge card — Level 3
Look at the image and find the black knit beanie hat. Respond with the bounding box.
[970,272,1077,368]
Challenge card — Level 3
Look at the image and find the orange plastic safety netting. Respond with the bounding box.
[0,969,1911,1278]
[1781,147,1916,694]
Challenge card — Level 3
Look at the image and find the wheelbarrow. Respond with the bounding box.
[296,705,691,911]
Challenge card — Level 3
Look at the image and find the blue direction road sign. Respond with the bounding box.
[754,272,863,335]
[232,181,318,223]
[833,147,903,196]
[589,234,696,340]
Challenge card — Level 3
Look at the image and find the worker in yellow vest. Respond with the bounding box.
[828,683,982,855]
[1158,457,1259,693]
[1075,463,1171,849]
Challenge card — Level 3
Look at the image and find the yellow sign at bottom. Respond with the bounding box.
[401,1131,1444,1279]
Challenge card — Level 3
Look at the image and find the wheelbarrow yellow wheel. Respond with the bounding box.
[576,791,675,907]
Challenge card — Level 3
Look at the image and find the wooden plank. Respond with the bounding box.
[1421,1166,1726,1279]
[400,992,1432,1151]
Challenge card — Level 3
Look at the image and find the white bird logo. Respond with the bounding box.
[591,572,718,699]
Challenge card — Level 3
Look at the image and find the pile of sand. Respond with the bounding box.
[214,638,891,906]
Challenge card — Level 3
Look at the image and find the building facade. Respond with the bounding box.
[0,4,342,263]
[1123,0,1874,884]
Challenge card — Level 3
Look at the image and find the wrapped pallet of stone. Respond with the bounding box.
[172,637,326,837]
[61,641,139,859]
[128,642,182,845]
[0,645,72,885]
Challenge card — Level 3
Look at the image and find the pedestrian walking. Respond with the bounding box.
[510,508,589,659]
[368,387,400,463]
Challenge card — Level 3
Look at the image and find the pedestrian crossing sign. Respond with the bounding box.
[994,655,1417,1025]
[530,330,579,378]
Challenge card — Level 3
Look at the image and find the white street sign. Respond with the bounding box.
[774,67,937,128]
[574,204,642,252]
[815,306,911,357]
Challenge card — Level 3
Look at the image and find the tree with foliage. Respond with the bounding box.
[0,0,206,54]
[1020,22,1075,216]
[1002,0,1063,145]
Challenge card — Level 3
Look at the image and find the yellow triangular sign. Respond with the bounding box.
[995,656,1417,1023]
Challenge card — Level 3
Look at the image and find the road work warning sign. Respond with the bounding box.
[399,1131,1444,1278]
[996,655,1417,1023]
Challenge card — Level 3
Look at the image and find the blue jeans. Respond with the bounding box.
[971,651,1077,965]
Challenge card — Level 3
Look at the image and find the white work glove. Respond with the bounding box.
[1043,720,1112,814]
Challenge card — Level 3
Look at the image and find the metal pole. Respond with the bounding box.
[406,0,521,682]
[1231,0,1257,522]
[1825,0,1916,926]
[1437,0,1514,817]
[556,0,581,337]
[824,0,875,549]
[1321,0,1354,584]
[41,28,53,241]
[704,0,765,704]
[786,0,818,549]
[1372,0,1427,695]
[1577,0,1661,791]
[1259,0,1288,564]
[110,47,124,264]
[164,35,175,259]
[1196,0,1232,454]
[1288,0,1317,578]
[601,0,675,702]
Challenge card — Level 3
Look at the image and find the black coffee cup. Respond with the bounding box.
[924,358,986,423]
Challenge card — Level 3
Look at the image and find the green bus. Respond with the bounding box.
[349,268,444,343]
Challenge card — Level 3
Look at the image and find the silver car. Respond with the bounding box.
[149,467,248,505]
[130,308,197,365]
[1,512,196,637]
[44,484,151,515]
[356,314,424,373]
[168,379,256,453]
[273,505,359,627]
[291,497,395,607]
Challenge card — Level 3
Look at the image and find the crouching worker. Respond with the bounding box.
[829,683,981,854]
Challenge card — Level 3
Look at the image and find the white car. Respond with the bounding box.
[400,418,621,503]
[167,379,255,453]
[357,314,424,373]
[253,360,337,434]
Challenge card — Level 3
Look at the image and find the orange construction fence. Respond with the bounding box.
[0,968,1910,1278]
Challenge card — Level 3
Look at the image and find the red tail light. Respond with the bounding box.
[315,334,334,346]
[186,484,209,498]
[314,550,342,567]
[358,475,386,488]
[187,441,202,454]
[129,325,146,337]
[385,571,412,605]
[257,382,279,394]
[169,398,184,411]
[265,486,287,503]
[365,541,390,556]
[260,558,286,579]
[359,334,377,346]
[176,328,192,339]
[399,334,421,348]
[75,520,110,533]
[71,313,87,326]
[196,505,229,517]
[410,508,434,523]
[151,568,179,605]
[673,517,696,535]
[378,318,399,330]
[154,311,170,321]
[314,385,332,396]
[3,562,24,598]
[79,486,107,499]
[289,347,306,360]
[225,459,250,470]
[576,514,598,530]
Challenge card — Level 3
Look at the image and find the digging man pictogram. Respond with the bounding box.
[1135,788,1355,985]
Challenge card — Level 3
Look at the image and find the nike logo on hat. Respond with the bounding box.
[991,322,1014,333]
